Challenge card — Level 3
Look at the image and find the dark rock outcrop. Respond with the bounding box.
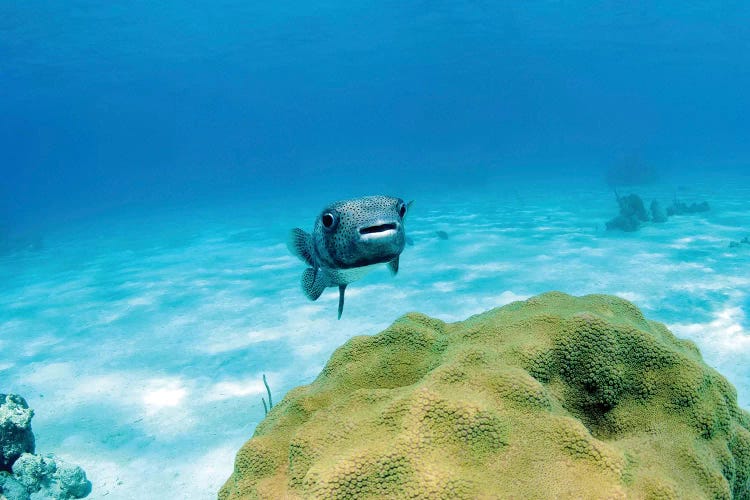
[606,193,650,232]
[0,395,90,499]
[650,200,668,223]
[667,200,710,216]
[0,395,35,472]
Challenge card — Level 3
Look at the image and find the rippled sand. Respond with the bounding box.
[1,181,748,499]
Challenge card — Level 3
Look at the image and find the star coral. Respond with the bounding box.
[220,292,750,499]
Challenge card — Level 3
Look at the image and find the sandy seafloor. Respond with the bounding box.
[1,179,749,499]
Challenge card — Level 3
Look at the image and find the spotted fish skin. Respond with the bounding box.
[287,195,412,319]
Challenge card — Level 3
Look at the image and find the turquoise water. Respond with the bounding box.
[3,1,750,498]
[2,179,749,497]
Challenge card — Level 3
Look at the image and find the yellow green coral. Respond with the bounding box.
[219,292,750,499]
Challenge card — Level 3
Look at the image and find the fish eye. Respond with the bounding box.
[399,203,407,218]
[322,212,336,229]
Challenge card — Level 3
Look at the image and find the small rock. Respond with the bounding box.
[11,453,55,492]
[0,470,31,500]
[51,459,92,499]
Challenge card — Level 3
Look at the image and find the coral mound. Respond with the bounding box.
[220,292,750,499]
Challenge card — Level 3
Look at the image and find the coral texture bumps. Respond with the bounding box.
[220,292,750,499]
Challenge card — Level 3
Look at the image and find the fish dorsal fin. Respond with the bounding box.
[287,228,315,267]
[337,284,347,320]
[387,256,399,276]
[301,268,327,301]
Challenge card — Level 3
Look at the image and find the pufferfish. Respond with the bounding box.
[287,195,413,319]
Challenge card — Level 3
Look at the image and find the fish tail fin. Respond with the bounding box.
[287,228,315,267]
[301,267,327,301]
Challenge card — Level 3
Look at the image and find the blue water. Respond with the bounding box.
[2,2,750,499]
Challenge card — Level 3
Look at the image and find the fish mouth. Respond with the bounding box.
[359,223,397,235]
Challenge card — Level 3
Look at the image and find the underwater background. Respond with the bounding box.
[2,1,749,498]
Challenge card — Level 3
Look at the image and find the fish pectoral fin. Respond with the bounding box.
[287,228,315,267]
[405,236,414,246]
[337,284,347,320]
[387,256,399,276]
[301,268,327,301]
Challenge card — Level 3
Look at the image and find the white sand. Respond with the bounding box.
[1,182,748,499]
